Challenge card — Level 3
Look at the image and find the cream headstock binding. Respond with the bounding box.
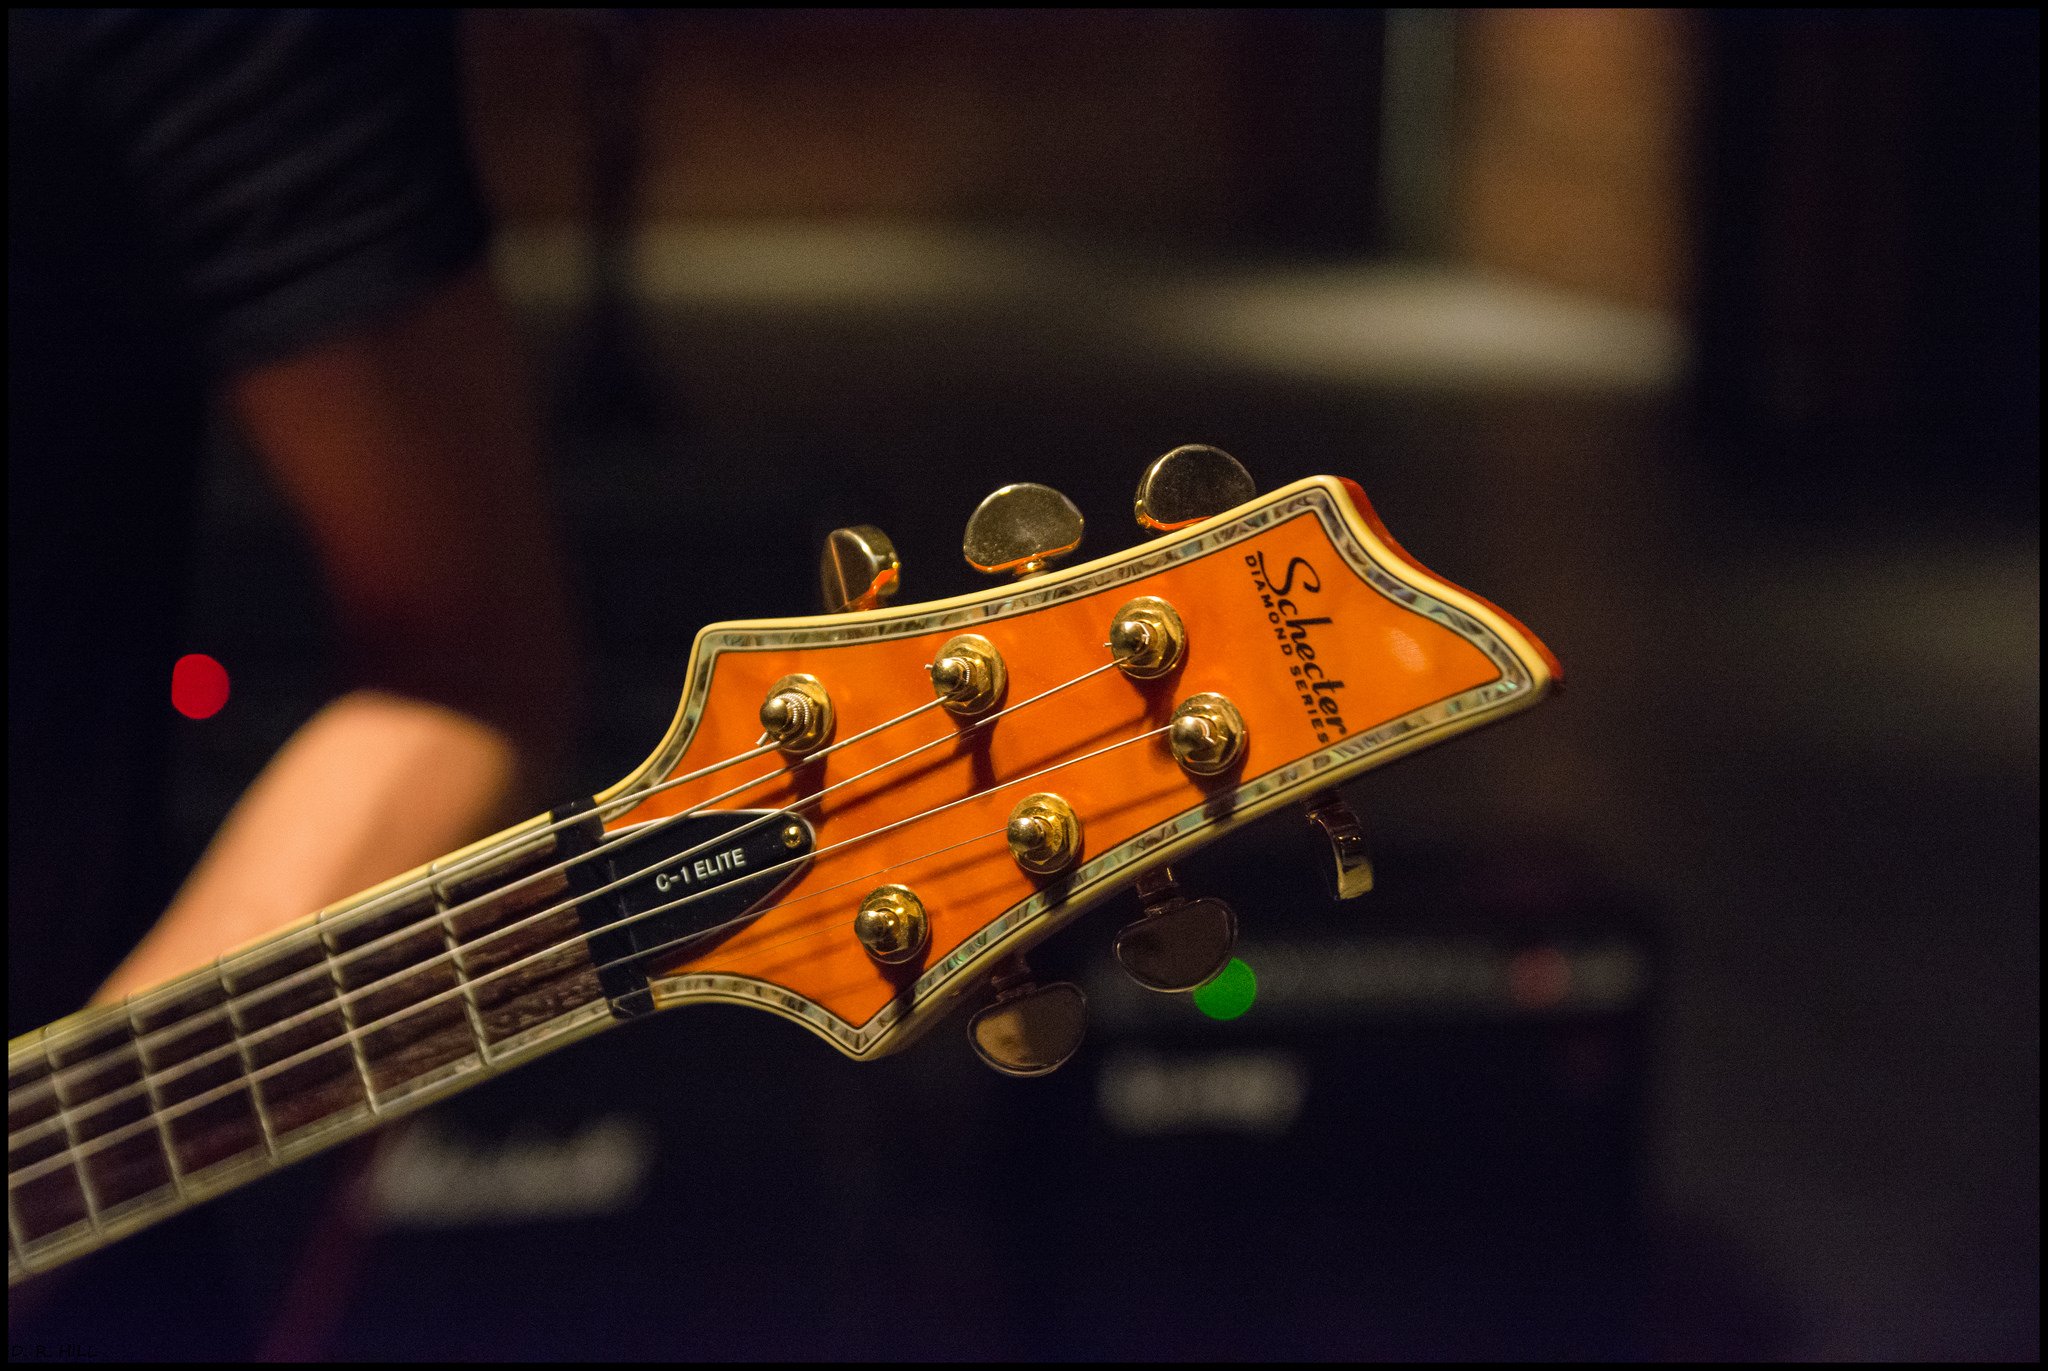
[6,445,1558,1285]
[588,445,1561,1073]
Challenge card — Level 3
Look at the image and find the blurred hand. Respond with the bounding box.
[96,269,579,1002]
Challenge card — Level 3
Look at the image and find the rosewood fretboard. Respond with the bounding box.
[7,820,614,1284]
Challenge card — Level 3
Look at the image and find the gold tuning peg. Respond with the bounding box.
[1113,866,1237,993]
[820,525,901,613]
[1303,791,1374,899]
[967,956,1087,1076]
[962,483,1084,578]
[1134,444,1256,531]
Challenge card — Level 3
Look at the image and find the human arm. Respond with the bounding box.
[96,268,579,1001]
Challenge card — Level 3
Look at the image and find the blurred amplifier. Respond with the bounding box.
[321,819,1653,1360]
[986,818,1658,1360]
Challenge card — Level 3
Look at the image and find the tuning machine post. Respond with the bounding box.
[1168,693,1248,777]
[759,674,834,752]
[930,633,1007,717]
[854,885,930,964]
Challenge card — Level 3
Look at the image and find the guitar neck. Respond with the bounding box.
[6,808,618,1285]
[9,466,1567,1287]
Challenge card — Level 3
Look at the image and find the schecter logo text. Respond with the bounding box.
[1246,552,1349,744]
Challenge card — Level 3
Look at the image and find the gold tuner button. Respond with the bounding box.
[1006,793,1081,875]
[1115,865,1238,993]
[759,673,834,752]
[963,482,1084,579]
[1134,444,1256,531]
[1303,791,1374,900]
[820,525,901,613]
[855,885,929,964]
[968,956,1087,1076]
[1168,693,1248,776]
[929,633,1007,716]
[1107,595,1187,679]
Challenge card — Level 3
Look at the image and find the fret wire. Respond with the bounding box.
[13,715,1173,1187]
[11,677,1066,1149]
[217,956,281,1161]
[13,734,793,1118]
[6,1177,29,1270]
[4,791,724,1147]
[23,698,941,1116]
[6,1051,52,1269]
[430,882,495,1067]
[316,915,382,1118]
[123,1000,189,1200]
[8,999,604,1279]
[37,1035,103,1235]
[7,725,839,1272]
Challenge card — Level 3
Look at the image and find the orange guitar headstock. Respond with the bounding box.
[587,446,1559,1074]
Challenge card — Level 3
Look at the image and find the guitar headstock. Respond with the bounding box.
[591,447,1559,1074]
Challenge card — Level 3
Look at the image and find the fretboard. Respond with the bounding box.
[7,814,616,1285]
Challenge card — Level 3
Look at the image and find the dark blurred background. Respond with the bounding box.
[13,9,2038,1360]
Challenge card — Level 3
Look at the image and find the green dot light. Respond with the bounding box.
[1192,957,1257,1021]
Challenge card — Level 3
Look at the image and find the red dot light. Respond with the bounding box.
[171,653,231,719]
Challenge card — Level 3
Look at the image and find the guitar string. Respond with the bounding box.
[16,691,960,1111]
[21,717,1174,1185]
[6,822,998,1196]
[10,660,1118,1142]
[684,751,1195,979]
[10,693,947,1119]
[586,722,1174,988]
[9,656,1131,1149]
[10,718,1176,1187]
[3,739,783,1118]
